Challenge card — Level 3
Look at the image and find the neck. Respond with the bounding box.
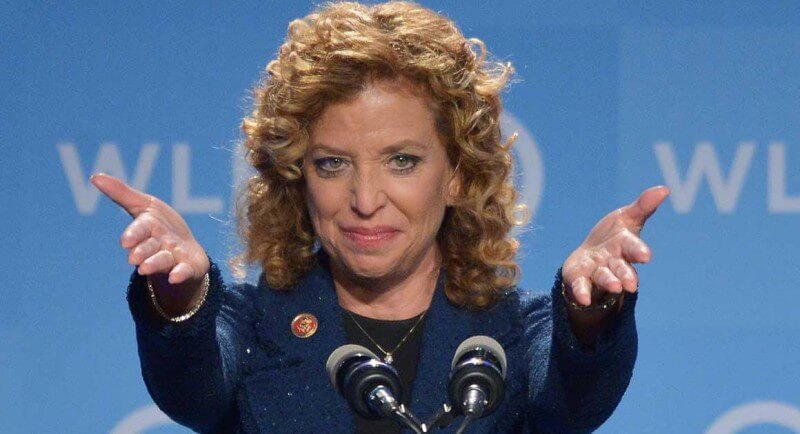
[332,249,440,320]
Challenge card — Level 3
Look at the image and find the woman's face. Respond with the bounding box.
[304,78,455,286]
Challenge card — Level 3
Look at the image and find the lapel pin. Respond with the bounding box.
[291,313,318,338]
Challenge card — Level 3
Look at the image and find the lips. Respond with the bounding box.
[340,226,400,248]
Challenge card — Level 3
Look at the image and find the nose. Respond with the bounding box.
[350,168,387,218]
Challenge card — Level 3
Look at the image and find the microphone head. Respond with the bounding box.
[325,344,378,392]
[451,335,507,378]
[326,344,403,419]
[449,336,507,417]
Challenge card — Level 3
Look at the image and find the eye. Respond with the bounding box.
[313,157,348,176]
[388,154,421,173]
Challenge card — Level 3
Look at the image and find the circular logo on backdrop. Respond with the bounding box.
[502,111,545,219]
[705,401,800,434]
[109,404,175,434]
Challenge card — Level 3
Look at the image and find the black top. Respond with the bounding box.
[341,309,427,434]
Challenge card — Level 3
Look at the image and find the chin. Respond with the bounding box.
[339,253,400,281]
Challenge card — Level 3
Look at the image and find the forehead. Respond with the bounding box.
[308,79,442,152]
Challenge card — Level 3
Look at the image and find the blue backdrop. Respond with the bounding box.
[2,1,799,433]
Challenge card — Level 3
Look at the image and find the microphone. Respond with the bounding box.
[326,344,423,433]
[448,336,507,431]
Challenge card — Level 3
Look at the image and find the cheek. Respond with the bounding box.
[394,174,450,230]
[305,178,344,231]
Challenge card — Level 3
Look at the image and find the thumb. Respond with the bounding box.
[621,185,670,231]
[91,173,151,217]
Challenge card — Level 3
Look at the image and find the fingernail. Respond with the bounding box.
[580,287,591,303]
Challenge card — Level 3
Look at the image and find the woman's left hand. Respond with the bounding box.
[562,186,670,308]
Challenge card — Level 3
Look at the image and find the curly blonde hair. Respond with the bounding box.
[237,1,525,309]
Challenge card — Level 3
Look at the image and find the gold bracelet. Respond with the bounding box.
[147,273,210,323]
[561,280,622,312]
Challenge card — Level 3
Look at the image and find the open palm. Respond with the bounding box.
[562,186,670,306]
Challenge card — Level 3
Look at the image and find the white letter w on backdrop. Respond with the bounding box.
[58,142,159,215]
[655,141,755,214]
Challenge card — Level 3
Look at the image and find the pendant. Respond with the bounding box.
[384,354,393,364]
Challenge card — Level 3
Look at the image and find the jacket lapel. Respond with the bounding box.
[241,261,353,432]
[410,279,518,430]
[240,257,518,433]
[408,282,473,422]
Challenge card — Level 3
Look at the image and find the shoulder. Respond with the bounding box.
[508,268,568,333]
[513,289,557,360]
[221,263,323,313]
[466,285,554,353]
[218,277,270,324]
[515,288,552,313]
[224,280,263,307]
[482,276,567,361]
[490,286,554,329]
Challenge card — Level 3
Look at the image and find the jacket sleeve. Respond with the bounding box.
[524,269,638,433]
[127,260,258,432]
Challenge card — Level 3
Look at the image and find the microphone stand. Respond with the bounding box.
[455,414,475,434]
[453,384,487,433]
[425,403,455,431]
[391,405,425,434]
[367,385,425,433]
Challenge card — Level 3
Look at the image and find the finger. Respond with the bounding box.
[128,237,161,266]
[609,258,638,292]
[168,262,196,285]
[620,185,670,230]
[90,173,151,217]
[618,231,652,263]
[138,250,176,276]
[568,276,593,307]
[592,266,623,294]
[121,216,154,249]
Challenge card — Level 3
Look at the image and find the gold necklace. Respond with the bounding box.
[346,310,427,365]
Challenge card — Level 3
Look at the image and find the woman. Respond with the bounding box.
[92,1,668,432]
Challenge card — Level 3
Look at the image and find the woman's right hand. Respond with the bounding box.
[91,173,211,315]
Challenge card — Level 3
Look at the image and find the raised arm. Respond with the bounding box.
[561,185,669,347]
[526,186,669,432]
[92,173,246,431]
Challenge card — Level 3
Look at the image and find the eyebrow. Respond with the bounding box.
[308,139,432,156]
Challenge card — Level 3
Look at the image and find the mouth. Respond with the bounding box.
[340,226,401,249]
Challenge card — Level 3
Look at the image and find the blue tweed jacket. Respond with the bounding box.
[127,257,637,433]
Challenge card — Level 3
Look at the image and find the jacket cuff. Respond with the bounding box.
[551,267,638,364]
[127,260,224,340]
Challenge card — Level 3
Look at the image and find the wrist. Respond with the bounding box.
[561,281,624,313]
[561,282,624,348]
[147,273,210,322]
